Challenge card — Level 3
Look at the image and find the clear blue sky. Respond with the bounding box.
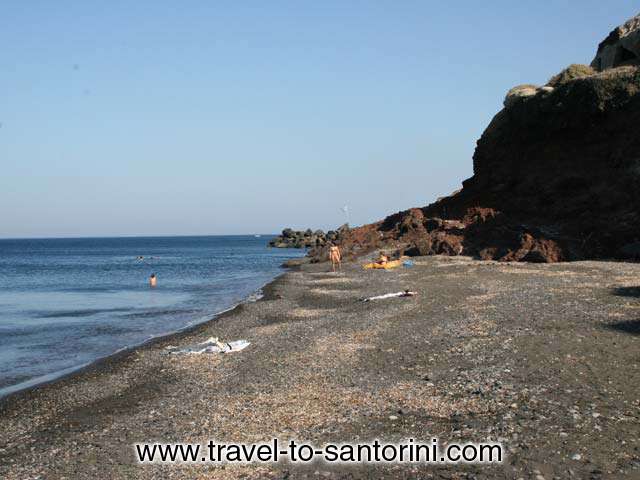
[1,1,637,237]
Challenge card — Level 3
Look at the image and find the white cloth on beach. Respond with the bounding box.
[362,291,417,302]
[168,337,250,355]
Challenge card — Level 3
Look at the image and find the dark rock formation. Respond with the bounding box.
[269,228,326,248]
[591,13,640,71]
[310,14,640,263]
[269,224,350,249]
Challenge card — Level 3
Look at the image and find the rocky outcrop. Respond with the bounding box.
[546,64,595,87]
[310,14,640,263]
[504,84,539,108]
[591,13,640,71]
[269,228,326,248]
[461,64,640,260]
[269,225,349,249]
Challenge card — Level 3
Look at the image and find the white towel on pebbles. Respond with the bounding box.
[168,337,250,355]
[362,291,417,302]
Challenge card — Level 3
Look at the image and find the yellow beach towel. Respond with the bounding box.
[363,259,404,270]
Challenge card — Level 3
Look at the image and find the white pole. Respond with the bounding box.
[342,205,350,225]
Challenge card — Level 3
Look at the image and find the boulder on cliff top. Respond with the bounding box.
[591,13,640,71]
[503,84,539,108]
[547,64,595,87]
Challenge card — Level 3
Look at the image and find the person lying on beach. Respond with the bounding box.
[329,243,342,272]
[376,252,389,265]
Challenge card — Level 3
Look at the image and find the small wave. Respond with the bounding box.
[35,307,131,319]
[245,289,264,303]
[58,286,121,293]
[0,322,72,340]
[91,324,140,335]
[119,308,199,319]
[0,327,33,338]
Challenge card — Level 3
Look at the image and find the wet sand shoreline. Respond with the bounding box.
[1,256,639,479]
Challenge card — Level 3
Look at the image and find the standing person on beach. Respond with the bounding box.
[329,243,341,272]
[149,273,157,288]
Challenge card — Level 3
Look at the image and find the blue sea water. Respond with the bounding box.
[0,236,303,398]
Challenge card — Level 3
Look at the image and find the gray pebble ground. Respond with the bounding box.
[1,256,639,479]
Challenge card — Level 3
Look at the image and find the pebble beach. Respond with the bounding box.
[1,256,639,479]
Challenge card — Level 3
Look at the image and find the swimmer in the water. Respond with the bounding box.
[149,273,157,288]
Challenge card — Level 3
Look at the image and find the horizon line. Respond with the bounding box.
[0,233,278,241]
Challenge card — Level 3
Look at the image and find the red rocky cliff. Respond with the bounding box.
[311,14,640,263]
